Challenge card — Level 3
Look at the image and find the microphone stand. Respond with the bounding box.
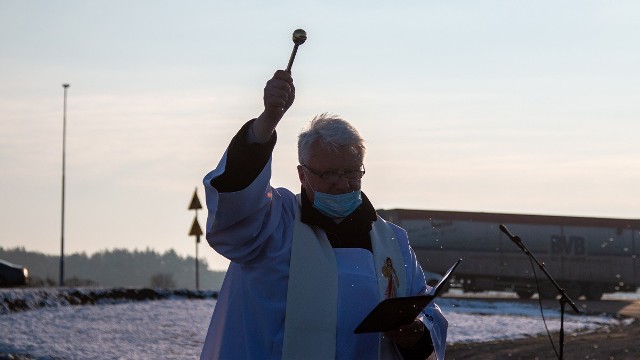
[499,224,580,360]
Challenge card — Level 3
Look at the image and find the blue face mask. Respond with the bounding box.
[313,190,363,218]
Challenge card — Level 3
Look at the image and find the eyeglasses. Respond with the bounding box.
[301,164,365,183]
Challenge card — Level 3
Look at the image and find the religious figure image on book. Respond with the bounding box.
[382,257,400,299]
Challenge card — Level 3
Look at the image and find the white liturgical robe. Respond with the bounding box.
[200,149,448,359]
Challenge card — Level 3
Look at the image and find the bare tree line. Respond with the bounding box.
[0,247,224,290]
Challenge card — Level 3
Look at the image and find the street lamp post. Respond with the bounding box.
[60,83,69,287]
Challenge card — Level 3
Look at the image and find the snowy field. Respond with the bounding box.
[0,289,636,359]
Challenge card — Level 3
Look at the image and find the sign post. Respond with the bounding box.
[189,188,203,290]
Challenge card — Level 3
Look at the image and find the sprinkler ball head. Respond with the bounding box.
[292,29,307,45]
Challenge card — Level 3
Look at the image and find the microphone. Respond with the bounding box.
[499,224,526,252]
[498,224,514,239]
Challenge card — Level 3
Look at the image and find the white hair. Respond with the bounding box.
[297,113,366,165]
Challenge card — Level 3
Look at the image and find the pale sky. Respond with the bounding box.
[1,1,638,271]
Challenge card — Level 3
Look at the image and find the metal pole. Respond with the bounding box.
[195,208,199,291]
[60,83,69,287]
[196,234,200,291]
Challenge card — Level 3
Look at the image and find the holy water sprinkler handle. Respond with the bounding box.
[286,29,307,72]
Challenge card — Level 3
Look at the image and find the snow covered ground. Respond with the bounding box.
[0,289,636,359]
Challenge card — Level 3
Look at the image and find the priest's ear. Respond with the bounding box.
[297,165,306,183]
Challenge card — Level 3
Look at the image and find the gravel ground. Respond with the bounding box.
[444,298,640,360]
[446,319,639,359]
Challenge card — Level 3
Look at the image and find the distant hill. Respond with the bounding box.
[0,247,225,290]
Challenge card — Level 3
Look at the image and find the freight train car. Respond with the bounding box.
[378,209,640,300]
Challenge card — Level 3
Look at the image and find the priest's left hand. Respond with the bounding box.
[384,318,425,348]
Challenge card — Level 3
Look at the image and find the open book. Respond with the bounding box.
[354,258,462,334]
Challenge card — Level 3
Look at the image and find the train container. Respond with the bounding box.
[378,209,640,300]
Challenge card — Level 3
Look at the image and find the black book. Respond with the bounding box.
[354,258,462,334]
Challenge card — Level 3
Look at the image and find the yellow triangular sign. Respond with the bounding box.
[190,217,203,237]
[189,188,202,210]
